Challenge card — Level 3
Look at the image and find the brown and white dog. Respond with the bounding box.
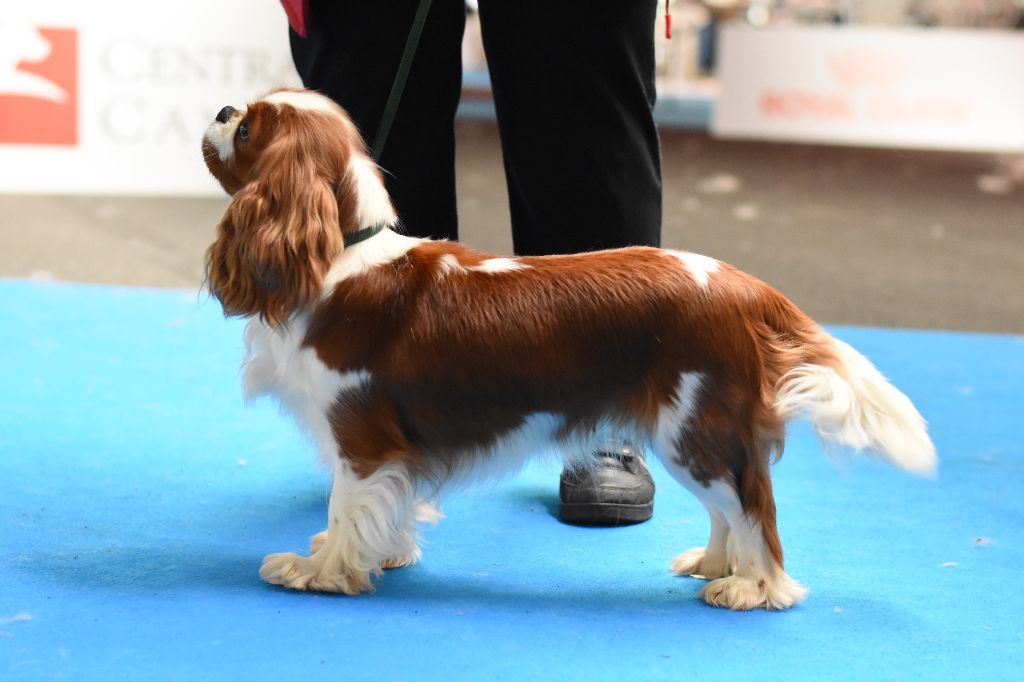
[202,88,936,610]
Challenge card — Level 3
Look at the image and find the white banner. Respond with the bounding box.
[713,25,1024,152]
[0,1,301,195]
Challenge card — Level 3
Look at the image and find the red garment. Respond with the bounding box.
[280,0,309,38]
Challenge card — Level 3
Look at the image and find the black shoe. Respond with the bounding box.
[559,446,654,526]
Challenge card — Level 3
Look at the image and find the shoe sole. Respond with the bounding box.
[559,501,653,527]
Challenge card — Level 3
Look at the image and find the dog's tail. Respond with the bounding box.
[754,288,936,476]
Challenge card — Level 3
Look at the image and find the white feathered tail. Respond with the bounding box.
[773,337,937,476]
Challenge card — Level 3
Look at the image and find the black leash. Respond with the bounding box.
[370,0,435,163]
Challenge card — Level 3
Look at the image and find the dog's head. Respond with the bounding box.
[202,88,394,326]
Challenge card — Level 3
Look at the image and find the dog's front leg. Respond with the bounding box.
[308,500,442,566]
[260,460,421,594]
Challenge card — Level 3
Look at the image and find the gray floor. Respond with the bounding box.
[2,122,1022,333]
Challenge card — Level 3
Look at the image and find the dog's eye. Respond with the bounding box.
[238,122,249,142]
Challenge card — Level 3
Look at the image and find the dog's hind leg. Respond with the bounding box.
[654,375,806,610]
[261,459,422,594]
[695,471,807,610]
[653,373,737,581]
[669,504,733,579]
[661,451,806,609]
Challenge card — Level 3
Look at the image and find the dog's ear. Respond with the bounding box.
[205,140,344,326]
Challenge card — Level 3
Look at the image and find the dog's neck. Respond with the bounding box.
[343,222,388,247]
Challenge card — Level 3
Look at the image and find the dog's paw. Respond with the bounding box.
[259,552,315,590]
[309,531,328,555]
[671,547,731,579]
[699,573,808,611]
[380,555,417,570]
[259,552,373,595]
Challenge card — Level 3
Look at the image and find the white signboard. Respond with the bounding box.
[713,25,1024,152]
[0,1,301,195]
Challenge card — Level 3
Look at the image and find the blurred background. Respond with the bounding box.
[1,0,1022,332]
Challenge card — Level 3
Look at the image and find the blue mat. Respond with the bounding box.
[2,279,1022,680]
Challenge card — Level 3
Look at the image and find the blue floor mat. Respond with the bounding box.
[2,279,1022,680]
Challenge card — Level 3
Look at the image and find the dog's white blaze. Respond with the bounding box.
[204,109,245,163]
[468,258,530,274]
[243,318,368,465]
[263,89,345,118]
[669,251,719,289]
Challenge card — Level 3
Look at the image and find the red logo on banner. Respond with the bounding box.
[0,25,78,146]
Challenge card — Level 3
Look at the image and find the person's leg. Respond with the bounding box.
[477,0,662,255]
[289,0,465,240]
[478,1,663,525]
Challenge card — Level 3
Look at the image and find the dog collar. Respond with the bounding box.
[343,223,387,247]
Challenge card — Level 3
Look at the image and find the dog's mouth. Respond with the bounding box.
[203,122,234,164]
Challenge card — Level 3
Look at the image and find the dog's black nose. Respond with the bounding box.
[215,106,236,124]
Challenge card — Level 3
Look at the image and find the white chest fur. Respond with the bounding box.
[242,318,367,463]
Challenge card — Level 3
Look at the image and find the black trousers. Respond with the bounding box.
[290,0,662,255]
